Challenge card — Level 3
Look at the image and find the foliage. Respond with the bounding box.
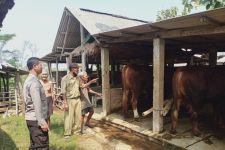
[1,41,38,68]
[182,0,225,15]
[156,7,179,21]
[0,112,78,150]
[2,49,21,67]
[156,0,225,21]
[0,34,16,43]
[0,34,16,63]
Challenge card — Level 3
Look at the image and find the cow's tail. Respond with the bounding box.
[121,65,129,117]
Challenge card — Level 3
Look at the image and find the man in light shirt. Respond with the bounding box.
[23,57,49,150]
[40,70,54,128]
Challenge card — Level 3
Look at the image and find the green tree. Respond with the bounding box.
[2,49,21,67]
[0,33,16,63]
[182,0,225,15]
[156,7,179,21]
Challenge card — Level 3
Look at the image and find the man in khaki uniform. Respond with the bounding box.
[61,63,81,138]
[61,63,99,138]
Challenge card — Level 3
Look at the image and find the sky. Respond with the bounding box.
[1,0,205,58]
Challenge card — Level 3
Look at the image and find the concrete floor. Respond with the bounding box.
[93,106,225,150]
[77,119,165,150]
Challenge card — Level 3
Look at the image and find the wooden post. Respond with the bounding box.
[69,54,73,63]
[111,62,115,86]
[18,73,25,114]
[153,38,165,133]
[15,87,18,115]
[6,73,9,92]
[209,48,217,66]
[0,77,1,93]
[66,56,71,73]
[15,71,20,116]
[56,58,59,87]
[96,64,101,86]
[80,24,86,71]
[3,76,6,93]
[101,47,110,116]
[47,62,53,80]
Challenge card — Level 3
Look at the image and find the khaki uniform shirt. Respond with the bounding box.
[61,73,81,99]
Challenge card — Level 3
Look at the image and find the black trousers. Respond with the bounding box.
[26,120,49,150]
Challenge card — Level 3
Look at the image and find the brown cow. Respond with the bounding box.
[122,64,152,119]
[122,64,174,119]
[170,66,225,136]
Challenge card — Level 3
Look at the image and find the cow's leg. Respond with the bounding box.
[170,98,181,134]
[131,90,139,119]
[122,89,129,118]
[190,110,200,136]
[187,102,200,136]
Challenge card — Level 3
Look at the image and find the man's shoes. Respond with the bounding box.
[64,135,71,139]
[85,123,95,128]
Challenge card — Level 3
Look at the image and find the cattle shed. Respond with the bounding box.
[0,63,28,114]
[90,7,225,149]
[41,7,147,115]
[42,7,225,149]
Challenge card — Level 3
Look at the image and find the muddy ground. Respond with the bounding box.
[76,120,178,150]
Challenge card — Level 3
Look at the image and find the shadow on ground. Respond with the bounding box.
[0,128,18,150]
[50,145,77,150]
[50,121,64,135]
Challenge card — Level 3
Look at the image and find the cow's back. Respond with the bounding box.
[122,64,151,92]
[173,66,225,105]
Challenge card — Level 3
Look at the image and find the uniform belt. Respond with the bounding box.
[68,96,80,99]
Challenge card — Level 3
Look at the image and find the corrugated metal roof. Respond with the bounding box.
[69,8,147,35]
[44,7,225,64]
[0,62,28,75]
[51,7,147,53]
[94,7,225,42]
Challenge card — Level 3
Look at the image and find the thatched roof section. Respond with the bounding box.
[70,42,100,57]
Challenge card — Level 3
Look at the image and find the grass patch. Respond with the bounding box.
[0,111,78,150]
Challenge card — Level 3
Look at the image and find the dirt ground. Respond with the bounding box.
[76,120,169,150]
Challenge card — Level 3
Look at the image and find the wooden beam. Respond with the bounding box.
[105,25,225,43]
[56,58,59,87]
[101,47,110,116]
[120,31,143,36]
[149,24,164,30]
[60,15,71,60]
[153,38,165,133]
[200,16,224,26]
